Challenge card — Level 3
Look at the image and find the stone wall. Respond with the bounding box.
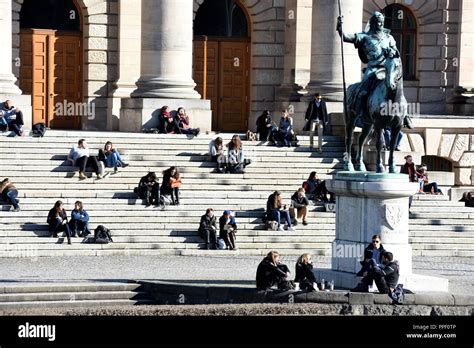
[363,0,461,115]
[193,0,286,130]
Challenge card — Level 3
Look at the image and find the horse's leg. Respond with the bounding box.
[388,124,402,173]
[344,121,355,171]
[375,126,385,173]
[355,124,372,171]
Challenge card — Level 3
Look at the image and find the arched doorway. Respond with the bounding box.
[19,0,83,129]
[193,0,250,132]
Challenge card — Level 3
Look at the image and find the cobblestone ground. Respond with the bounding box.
[0,255,472,295]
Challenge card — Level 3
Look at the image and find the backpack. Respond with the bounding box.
[93,225,113,244]
[389,284,405,304]
[217,238,226,250]
[266,220,278,231]
[32,123,46,137]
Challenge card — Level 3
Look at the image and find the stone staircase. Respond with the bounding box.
[0,130,473,258]
[409,194,474,257]
[0,131,343,257]
[0,281,153,310]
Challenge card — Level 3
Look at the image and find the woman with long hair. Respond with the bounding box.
[175,107,200,136]
[158,105,179,134]
[256,251,293,290]
[46,200,72,244]
[98,141,129,173]
[227,134,246,173]
[295,253,318,291]
[69,201,90,237]
[161,166,182,205]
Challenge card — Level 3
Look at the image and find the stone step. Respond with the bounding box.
[0,299,155,309]
[408,218,474,225]
[0,282,140,293]
[411,195,450,201]
[409,212,474,219]
[409,224,474,232]
[409,237,474,245]
[0,290,150,302]
[412,250,474,257]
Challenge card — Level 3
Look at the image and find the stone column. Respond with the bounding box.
[458,0,474,90]
[277,0,312,101]
[316,173,449,292]
[306,0,363,101]
[132,0,200,99]
[0,0,21,95]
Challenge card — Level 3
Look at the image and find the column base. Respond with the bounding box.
[120,97,212,133]
[315,269,449,292]
[0,74,22,96]
[132,77,201,99]
[277,84,308,102]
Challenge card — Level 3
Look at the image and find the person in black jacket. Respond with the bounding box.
[47,200,72,245]
[137,172,160,207]
[304,93,328,133]
[290,188,309,226]
[356,234,386,276]
[256,110,275,143]
[295,253,318,291]
[219,210,237,250]
[256,251,293,291]
[199,208,218,250]
[353,251,400,294]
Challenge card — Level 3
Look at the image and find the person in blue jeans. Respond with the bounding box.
[47,201,72,245]
[69,201,90,237]
[0,178,20,212]
[99,141,129,173]
[278,110,294,147]
[266,191,295,231]
[383,128,404,151]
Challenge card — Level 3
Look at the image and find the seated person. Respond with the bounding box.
[0,178,20,212]
[69,201,90,237]
[400,155,417,182]
[161,167,181,205]
[256,251,293,291]
[417,164,442,194]
[0,100,25,136]
[290,188,309,226]
[383,128,404,151]
[219,210,237,250]
[295,253,318,291]
[277,110,294,147]
[137,172,160,207]
[47,200,72,245]
[208,137,226,173]
[175,107,200,136]
[302,171,333,202]
[352,251,400,294]
[227,135,249,174]
[266,191,295,231]
[68,139,102,180]
[356,234,386,276]
[158,105,179,134]
[460,191,474,208]
[98,141,129,173]
[256,110,276,143]
[199,208,218,250]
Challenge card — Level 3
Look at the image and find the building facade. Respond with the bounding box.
[1,0,473,184]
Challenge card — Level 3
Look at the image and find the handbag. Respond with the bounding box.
[171,178,182,188]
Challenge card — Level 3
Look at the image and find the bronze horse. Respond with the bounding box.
[344,55,407,173]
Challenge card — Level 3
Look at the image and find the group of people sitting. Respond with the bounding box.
[208,134,251,174]
[135,167,182,207]
[157,106,200,136]
[46,200,90,245]
[257,235,400,297]
[198,208,238,250]
[401,155,442,194]
[68,139,129,180]
[255,109,299,147]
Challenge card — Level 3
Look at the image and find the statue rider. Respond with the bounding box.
[336,11,413,129]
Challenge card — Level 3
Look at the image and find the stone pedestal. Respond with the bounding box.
[316,172,449,292]
[120,98,211,133]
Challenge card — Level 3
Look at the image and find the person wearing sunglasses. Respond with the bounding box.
[356,234,386,277]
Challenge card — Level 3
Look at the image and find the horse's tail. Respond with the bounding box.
[345,83,360,122]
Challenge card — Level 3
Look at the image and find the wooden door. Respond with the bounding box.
[20,30,54,125]
[51,33,82,129]
[19,30,82,129]
[193,39,249,132]
[218,41,248,132]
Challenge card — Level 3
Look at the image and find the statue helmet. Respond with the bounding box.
[370,11,385,28]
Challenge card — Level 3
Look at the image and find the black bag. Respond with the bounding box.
[93,225,113,244]
[32,123,46,137]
